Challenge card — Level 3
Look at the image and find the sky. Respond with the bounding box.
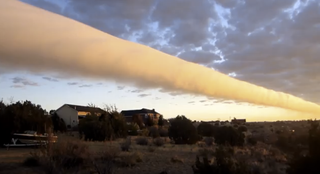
[0,0,320,121]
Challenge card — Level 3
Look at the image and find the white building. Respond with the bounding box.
[55,104,105,128]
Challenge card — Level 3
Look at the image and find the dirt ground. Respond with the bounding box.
[0,147,38,174]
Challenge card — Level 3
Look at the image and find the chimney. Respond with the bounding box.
[152,109,155,112]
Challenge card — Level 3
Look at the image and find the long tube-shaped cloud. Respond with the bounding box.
[1,0,320,115]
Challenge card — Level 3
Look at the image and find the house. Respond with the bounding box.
[231,118,246,125]
[120,108,161,125]
[55,104,105,128]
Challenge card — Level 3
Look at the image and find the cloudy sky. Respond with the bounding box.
[1,0,320,121]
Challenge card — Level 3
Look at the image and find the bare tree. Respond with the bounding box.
[103,104,118,113]
[7,96,14,104]
[88,103,96,108]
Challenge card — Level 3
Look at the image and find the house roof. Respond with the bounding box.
[120,108,160,116]
[232,119,246,122]
[63,104,105,113]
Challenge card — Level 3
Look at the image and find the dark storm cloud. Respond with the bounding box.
[21,0,62,14]
[42,76,59,82]
[22,0,154,37]
[138,93,151,97]
[79,84,92,88]
[211,0,320,102]
[215,0,238,8]
[64,0,155,37]
[151,0,217,47]
[117,86,125,90]
[12,77,39,86]
[18,0,320,103]
[11,84,24,88]
[67,82,78,86]
[178,50,221,64]
[130,89,143,93]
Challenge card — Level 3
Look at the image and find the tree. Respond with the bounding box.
[0,101,51,144]
[127,123,139,136]
[247,136,257,146]
[213,126,245,146]
[79,114,112,141]
[146,116,155,127]
[49,110,56,115]
[51,113,67,133]
[238,126,247,132]
[79,105,127,141]
[0,99,5,111]
[8,96,14,104]
[197,122,215,137]
[308,120,320,156]
[192,146,254,174]
[108,111,128,138]
[168,115,200,144]
[87,103,96,108]
[158,115,164,127]
[148,126,160,138]
[287,120,320,174]
[132,114,144,129]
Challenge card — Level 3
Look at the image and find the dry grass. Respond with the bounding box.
[0,134,197,174]
[171,156,184,163]
[0,133,289,174]
[0,148,31,163]
[153,137,165,147]
[120,137,131,152]
[135,136,149,146]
